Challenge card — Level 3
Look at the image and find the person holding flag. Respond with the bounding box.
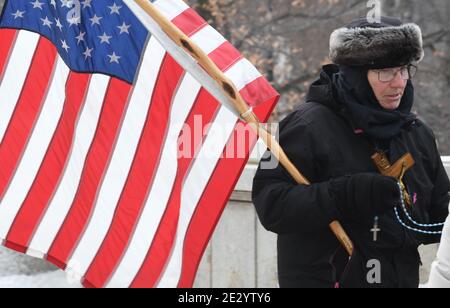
[253,16,450,288]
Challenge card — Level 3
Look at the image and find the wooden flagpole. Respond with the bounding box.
[134,0,354,256]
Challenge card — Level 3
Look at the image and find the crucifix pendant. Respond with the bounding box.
[371,216,381,242]
[372,151,415,207]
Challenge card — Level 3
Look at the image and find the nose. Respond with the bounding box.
[390,71,406,88]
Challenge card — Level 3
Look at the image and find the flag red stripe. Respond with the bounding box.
[240,76,279,107]
[0,29,17,84]
[171,8,207,37]
[5,73,91,252]
[177,95,278,287]
[83,55,185,288]
[0,38,57,201]
[208,42,243,72]
[46,78,133,269]
[130,89,220,288]
[171,11,242,73]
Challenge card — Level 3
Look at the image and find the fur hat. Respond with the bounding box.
[329,17,424,68]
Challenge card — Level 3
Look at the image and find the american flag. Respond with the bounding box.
[0,0,279,287]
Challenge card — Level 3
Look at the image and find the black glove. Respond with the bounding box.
[330,173,400,223]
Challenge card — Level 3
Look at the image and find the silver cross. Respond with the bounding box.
[371,217,381,242]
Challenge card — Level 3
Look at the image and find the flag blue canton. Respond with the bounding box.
[0,0,153,83]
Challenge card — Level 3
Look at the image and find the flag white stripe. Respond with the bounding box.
[0,57,70,240]
[0,31,39,143]
[26,74,111,259]
[190,25,227,55]
[226,58,263,90]
[106,74,201,288]
[153,0,189,21]
[157,106,238,288]
[67,37,166,276]
[124,0,238,117]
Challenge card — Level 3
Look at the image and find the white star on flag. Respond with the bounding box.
[108,3,122,15]
[12,10,25,19]
[31,0,44,10]
[117,22,131,34]
[76,31,86,44]
[89,14,102,26]
[98,32,113,44]
[55,18,63,31]
[41,16,53,28]
[108,52,121,63]
[83,47,93,59]
[61,39,70,52]
[81,0,92,9]
[68,17,81,27]
[61,0,74,9]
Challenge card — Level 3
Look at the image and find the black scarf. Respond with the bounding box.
[332,66,417,141]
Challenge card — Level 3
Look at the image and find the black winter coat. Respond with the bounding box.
[252,65,450,288]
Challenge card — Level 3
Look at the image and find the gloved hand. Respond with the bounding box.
[329,173,400,224]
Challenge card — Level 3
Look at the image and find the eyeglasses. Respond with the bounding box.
[373,65,418,83]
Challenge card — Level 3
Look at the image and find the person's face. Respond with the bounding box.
[367,66,410,110]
